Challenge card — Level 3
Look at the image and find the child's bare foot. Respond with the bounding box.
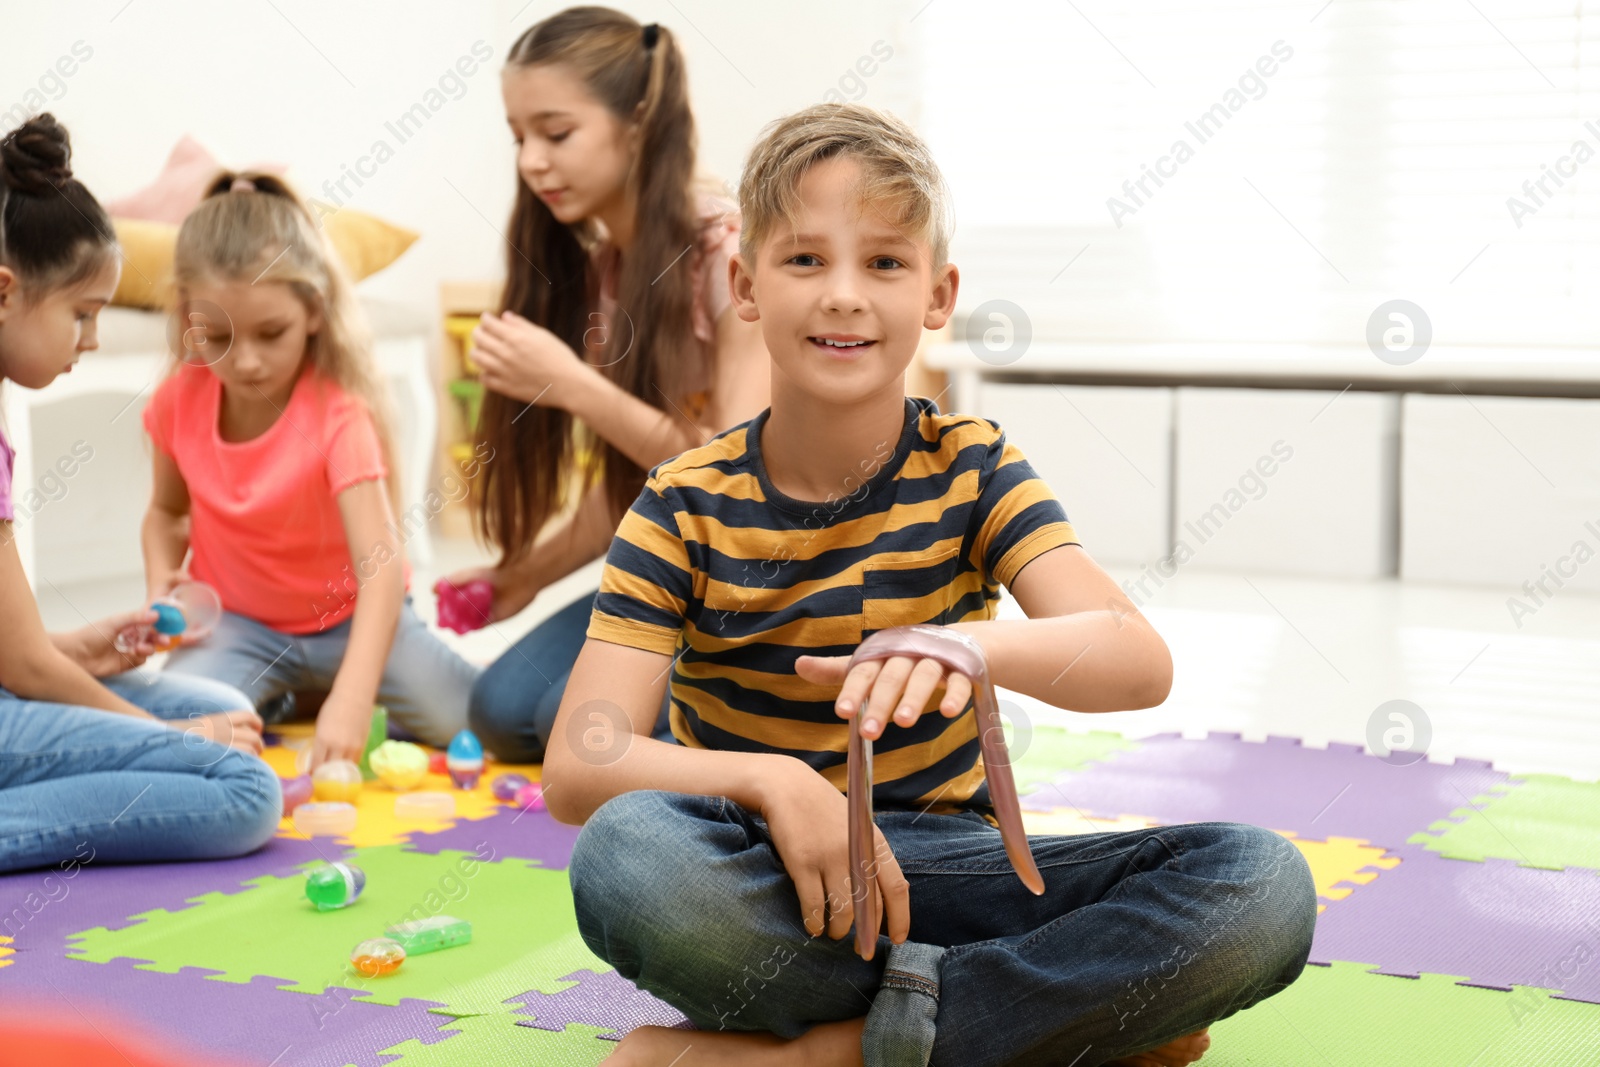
[600,1018,865,1067]
[1110,1028,1211,1066]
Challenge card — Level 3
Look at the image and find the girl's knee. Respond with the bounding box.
[208,752,283,858]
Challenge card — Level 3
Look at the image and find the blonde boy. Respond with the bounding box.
[544,103,1316,1067]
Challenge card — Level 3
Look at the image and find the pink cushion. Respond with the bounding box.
[106,135,288,224]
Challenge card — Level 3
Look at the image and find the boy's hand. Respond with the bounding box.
[311,692,374,769]
[757,760,911,951]
[796,648,975,740]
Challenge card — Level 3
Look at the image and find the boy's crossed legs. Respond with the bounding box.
[570,789,1316,1067]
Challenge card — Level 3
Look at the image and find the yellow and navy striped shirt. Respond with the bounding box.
[586,395,1081,824]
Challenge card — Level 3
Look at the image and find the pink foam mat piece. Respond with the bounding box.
[1019,732,1509,849]
[1311,842,1600,1005]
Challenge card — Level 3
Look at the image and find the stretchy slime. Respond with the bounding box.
[113,581,223,653]
[845,624,1042,961]
[434,578,493,635]
[491,773,530,802]
[291,802,357,838]
[280,775,313,816]
[394,791,456,820]
[385,915,472,955]
[311,759,363,802]
[513,782,544,812]
[445,730,484,790]
[370,741,428,791]
[350,937,405,977]
[305,862,366,910]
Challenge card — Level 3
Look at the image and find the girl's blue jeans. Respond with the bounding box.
[570,789,1317,1067]
[469,588,674,763]
[0,671,282,874]
[162,595,480,749]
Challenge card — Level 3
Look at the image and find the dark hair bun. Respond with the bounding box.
[0,112,74,196]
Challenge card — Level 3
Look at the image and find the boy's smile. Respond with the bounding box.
[734,153,956,406]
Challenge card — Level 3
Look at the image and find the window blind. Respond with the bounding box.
[921,0,1600,351]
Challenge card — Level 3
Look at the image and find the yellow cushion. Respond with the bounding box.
[110,210,418,310]
[110,217,177,310]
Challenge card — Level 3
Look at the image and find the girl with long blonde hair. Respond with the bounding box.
[143,171,479,767]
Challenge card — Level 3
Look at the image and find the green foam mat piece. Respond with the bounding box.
[1207,961,1600,1065]
[387,1010,612,1066]
[65,844,604,1016]
[1009,725,1139,793]
[1409,774,1600,871]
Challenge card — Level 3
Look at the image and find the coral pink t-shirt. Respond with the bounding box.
[143,362,410,634]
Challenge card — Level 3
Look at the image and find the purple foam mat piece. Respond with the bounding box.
[402,807,582,870]
[1311,842,1600,1005]
[0,835,346,954]
[0,951,456,1066]
[1019,733,1509,848]
[508,967,694,1040]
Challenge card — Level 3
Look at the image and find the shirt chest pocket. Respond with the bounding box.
[862,546,963,636]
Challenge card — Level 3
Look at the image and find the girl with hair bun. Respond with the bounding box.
[0,113,280,874]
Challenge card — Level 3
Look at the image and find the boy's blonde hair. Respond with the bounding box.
[171,173,401,515]
[738,102,953,273]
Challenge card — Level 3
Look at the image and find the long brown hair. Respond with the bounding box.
[478,5,708,564]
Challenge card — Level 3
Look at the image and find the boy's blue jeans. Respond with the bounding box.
[0,671,281,874]
[570,789,1317,1067]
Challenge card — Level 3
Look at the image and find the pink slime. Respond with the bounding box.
[845,624,1043,960]
[434,579,494,635]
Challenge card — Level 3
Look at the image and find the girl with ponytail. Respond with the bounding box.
[142,170,480,767]
[0,114,279,873]
[445,6,770,762]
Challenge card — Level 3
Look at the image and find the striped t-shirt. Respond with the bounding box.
[586,394,1082,825]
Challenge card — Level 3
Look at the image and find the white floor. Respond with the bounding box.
[34,533,1600,784]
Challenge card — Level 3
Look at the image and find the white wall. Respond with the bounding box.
[0,0,926,307]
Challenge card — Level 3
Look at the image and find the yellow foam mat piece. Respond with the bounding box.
[1018,810,1399,916]
[1278,833,1399,914]
[266,724,542,848]
[0,935,13,969]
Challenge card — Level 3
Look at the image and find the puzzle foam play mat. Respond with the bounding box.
[2,723,1596,1063]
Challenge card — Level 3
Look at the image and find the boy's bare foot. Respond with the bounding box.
[600,1018,866,1067]
[1110,1028,1211,1066]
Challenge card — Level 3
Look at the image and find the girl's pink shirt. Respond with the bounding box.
[588,191,741,423]
[142,361,410,634]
